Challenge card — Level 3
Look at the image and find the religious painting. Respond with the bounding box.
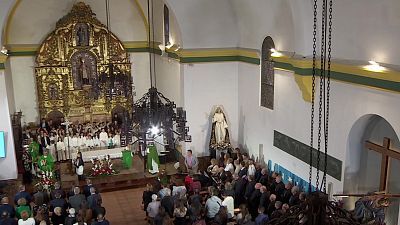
[260,36,275,110]
[47,83,59,100]
[71,51,97,89]
[75,23,89,46]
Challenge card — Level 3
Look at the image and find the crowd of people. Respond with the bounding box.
[142,148,307,225]
[0,179,109,225]
[23,116,123,162]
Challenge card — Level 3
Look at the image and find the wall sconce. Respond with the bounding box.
[158,44,166,52]
[0,46,9,56]
[166,41,173,49]
[174,45,181,52]
[271,48,283,57]
[363,60,386,72]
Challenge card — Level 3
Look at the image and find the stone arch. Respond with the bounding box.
[344,114,400,224]
[46,110,64,126]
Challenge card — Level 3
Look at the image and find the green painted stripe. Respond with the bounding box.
[274,61,313,75]
[167,51,180,59]
[0,63,4,70]
[8,51,37,56]
[126,47,149,53]
[273,130,342,181]
[330,70,400,92]
[180,55,259,64]
[275,61,400,92]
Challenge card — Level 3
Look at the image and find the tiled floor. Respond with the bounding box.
[102,188,148,225]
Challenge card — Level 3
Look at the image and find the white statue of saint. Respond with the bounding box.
[212,107,228,144]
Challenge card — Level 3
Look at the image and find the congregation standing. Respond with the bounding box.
[0,179,110,225]
[143,148,307,225]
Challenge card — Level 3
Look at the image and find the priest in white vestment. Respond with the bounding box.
[99,128,108,148]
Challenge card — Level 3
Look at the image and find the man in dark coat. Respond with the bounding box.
[160,190,174,217]
[234,176,247,207]
[244,175,256,201]
[259,168,270,187]
[249,183,262,220]
[68,187,86,211]
[259,186,270,214]
[270,174,285,200]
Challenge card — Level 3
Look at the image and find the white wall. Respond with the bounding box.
[166,0,239,48]
[154,56,182,106]
[9,56,38,124]
[183,62,239,156]
[0,70,18,180]
[237,61,400,195]
[130,52,151,100]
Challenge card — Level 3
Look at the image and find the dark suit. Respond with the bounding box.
[244,180,256,200]
[51,189,66,200]
[271,181,285,200]
[255,169,262,182]
[68,194,86,211]
[238,167,248,178]
[0,218,17,225]
[267,201,276,217]
[83,184,94,198]
[39,122,50,132]
[249,189,261,219]
[0,204,16,218]
[49,198,68,214]
[40,136,51,148]
[259,192,270,211]
[14,191,32,205]
[281,189,292,204]
[87,193,101,209]
[259,174,270,187]
[33,191,49,206]
[161,196,174,217]
[234,177,247,207]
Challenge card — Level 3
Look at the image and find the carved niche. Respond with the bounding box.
[35,2,133,122]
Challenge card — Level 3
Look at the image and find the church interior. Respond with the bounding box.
[0,0,400,225]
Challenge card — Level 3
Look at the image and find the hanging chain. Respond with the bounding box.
[322,0,333,192]
[316,0,328,190]
[308,0,318,193]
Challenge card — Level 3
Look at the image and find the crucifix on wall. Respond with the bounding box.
[365,137,400,193]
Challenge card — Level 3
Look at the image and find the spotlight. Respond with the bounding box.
[363,60,386,72]
[150,126,160,135]
[271,48,283,57]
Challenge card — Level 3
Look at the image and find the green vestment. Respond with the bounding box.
[122,150,133,169]
[29,141,40,163]
[38,154,55,173]
[146,145,160,173]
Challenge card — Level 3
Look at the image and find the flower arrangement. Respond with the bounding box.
[36,171,55,191]
[90,154,116,177]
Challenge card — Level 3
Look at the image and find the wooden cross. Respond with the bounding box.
[365,137,400,192]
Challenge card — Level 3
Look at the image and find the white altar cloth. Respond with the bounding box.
[71,147,126,162]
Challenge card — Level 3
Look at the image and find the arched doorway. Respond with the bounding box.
[46,110,64,128]
[344,114,400,225]
[111,105,127,126]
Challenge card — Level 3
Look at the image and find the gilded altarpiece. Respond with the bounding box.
[35,2,133,123]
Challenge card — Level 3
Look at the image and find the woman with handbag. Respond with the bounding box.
[75,151,84,180]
